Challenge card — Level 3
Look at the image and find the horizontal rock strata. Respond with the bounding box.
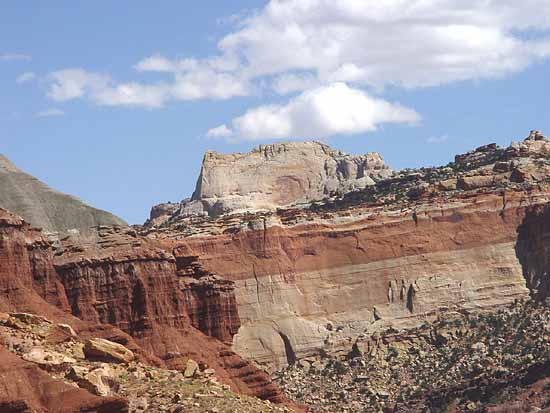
[145,131,550,371]
[147,141,392,221]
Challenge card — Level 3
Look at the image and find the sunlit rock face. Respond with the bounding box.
[148,131,550,371]
[0,154,126,239]
[147,141,393,223]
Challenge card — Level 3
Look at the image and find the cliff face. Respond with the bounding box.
[145,131,550,370]
[0,154,126,239]
[52,225,286,402]
[516,204,550,300]
[0,208,70,314]
[0,208,290,405]
[148,141,392,222]
[176,253,241,344]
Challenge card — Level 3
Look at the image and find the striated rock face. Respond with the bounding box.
[149,141,392,221]
[144,131,550,371]
[0,208,292,406]
[0,208,70,313]
[176,253,241,344]
[0,154,126,239]
[52,225,289,403]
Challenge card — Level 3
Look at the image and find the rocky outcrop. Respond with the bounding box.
[147,141,392,221]
[0,154,126,239]
[144,131,550,371]
[0,345,128,413]
[0,208,294,407]
[176,254,241,344]
[0,208,70,314]
[0,311,294,413]
[275,300,550,412]
[52,225,291,403]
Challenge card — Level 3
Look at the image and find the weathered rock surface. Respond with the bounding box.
[52,226,291,404]
[143,130,550,372]
[84,338,135,364]
[0,311,294,413]
[0,154,126,239]
[275,300,550,412]
[0,344,128,413]
[148,141,392,221]
[0,207,295,408]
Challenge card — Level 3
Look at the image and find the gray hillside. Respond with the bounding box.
[0,154,126,237]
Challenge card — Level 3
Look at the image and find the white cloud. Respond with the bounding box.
[215,0,550,89]
[48,69,110,101]
[1,53,31,61]
[207,124,233,138]
[16,71,36,84]
[41,0,550,140]
[35,108,65,118]
[46,60,250,108]
[93,82,170,108]
[272,73,320,95]
[216,82,420,141]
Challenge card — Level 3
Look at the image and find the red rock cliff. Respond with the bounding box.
[53,225,287,403]
[147,132,550,370]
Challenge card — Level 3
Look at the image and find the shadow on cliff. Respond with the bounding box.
[514,204,550,300]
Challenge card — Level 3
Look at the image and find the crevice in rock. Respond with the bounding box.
[406,284,415,313]
[278,332,296,366]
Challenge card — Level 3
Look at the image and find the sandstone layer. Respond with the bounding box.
[147,141,392,222]
[143,131,550,371]
[0,154,126,239]
[0,207,293,407]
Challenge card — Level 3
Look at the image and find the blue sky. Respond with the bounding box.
[2,1,550,224]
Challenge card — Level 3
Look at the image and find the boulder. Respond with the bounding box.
[457,175,495,190]
[68,364,119,397]
[83,338,135,364]
[22,347,76,372]
[184,359,199,378]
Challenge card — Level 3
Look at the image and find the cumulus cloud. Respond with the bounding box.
[16,71,36,84]
[42,0,550,139]
[214,83,420,141]
[1,53,31,61]
[48,69,110,101]
[272,73,320,95]
[46,62,250,108]
[35,108,65,118]
[215,0,550,90]
[207,124,233,138]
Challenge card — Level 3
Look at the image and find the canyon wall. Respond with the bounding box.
[174,192,533,369]
[0,208,70,314]
[52,226,287,402]
[148,131,550,370]
[515,204,550,300]
[0,208,290,405]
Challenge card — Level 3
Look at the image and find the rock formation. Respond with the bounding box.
[142,131,550,372]
[147,141,392,222]
[0,154,126,239]
[0,207,295,408]
[0,310,294,413]
[4,130,550,412]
